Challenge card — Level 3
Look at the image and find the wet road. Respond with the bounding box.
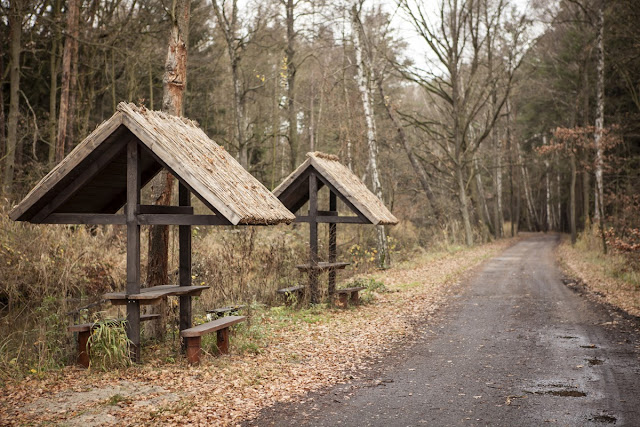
[247,234,640,426]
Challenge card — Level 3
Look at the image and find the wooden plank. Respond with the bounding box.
[179,183,192,336]
[40,213,126,225]
[137,214,228,226]
[68,314,160,332]
[126,139,141,362]
[295,262,350,272]
[308,172,319,304]
[335,286,366,293]
[328,191,337,297]
[104,285,209,301]
[180,316,246,338]
[314,172,371,224]
[138,205,194,215]
[276,285,305,294]
[295,215,366,224]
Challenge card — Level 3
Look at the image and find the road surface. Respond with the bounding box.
[247,234,640,426]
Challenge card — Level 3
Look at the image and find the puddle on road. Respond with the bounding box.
[581,344,599,349]
[543,390,587,397]
[589,414,617,424]
[587,358,604,366]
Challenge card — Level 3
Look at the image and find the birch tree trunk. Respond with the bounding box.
[3,0,22,197]
[56,0,80,163]
[351,1,389,267]
[544,135,552,231]
[147,0,190,340]
[594,4,607,253]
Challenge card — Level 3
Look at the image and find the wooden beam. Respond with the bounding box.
[295,215,366,224]
[40,213,126,224]
[179,183,192,341]
[328,191,337,297]
[314,172,371,224]
[126,140,141,363]
[136,214,229,226]
[138,205,194,215]
[308,172,319,304]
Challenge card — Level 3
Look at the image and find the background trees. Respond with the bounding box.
[0,0,638,258]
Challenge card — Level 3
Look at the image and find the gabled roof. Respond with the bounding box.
[273,152,398,226]
[9,102,295,225]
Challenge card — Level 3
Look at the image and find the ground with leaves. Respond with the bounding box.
[0,239,514,426]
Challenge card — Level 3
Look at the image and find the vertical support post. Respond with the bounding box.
[328,191,337,299]
[77,330,91,368]
[309,172,319,304]
[179,183,192,348]
[126,140,141,363]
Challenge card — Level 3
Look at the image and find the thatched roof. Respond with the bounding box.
[9,102,295,225]
[274,152,398,226]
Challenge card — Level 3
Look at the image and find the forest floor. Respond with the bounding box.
[0,238,515,426]
[1,233,638,426]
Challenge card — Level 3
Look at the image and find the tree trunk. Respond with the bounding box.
[570,148,577,244]
[285,0,298,172]
[147,0,191,341]
[516,140,538,231]
[544,135,552,231]
[594,4,607,254]
[474,155,493,235]
[3,0,22,197]
[48,0,61,167]
[351,2,389,266]
[456,164,474,246]
[56,0,80,163]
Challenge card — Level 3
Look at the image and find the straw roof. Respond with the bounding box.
[274,152,398,226]
[10,102,295,225]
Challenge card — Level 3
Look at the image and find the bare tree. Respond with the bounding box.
[351,0,389,267]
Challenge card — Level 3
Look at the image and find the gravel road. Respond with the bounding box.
[246,234,640,426]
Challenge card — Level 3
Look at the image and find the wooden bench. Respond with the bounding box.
[335,286,366,307]
[277,285,306,304]
[180,315,246,364]
[206,305,245,320]
[69,314,160,367]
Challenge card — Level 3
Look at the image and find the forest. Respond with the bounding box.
[1,0,639,374]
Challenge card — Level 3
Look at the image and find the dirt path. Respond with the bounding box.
[247,234,640,426]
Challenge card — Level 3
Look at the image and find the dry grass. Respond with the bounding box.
[0,238,514,426]
[556,228,640,317]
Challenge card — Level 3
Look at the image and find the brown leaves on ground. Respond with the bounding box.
[557,237,640,317]
[0,240,513,426]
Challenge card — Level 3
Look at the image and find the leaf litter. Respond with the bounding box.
[0,239,514,426]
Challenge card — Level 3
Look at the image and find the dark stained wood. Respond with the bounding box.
[328,191,337,297]
[295,262,350,271]
[179,183,192,340]
[40,213,126,224]
[206,305,245,318]
[138,204,193,215]
[314,172,370,223]
[185,335,201,364]
[308,172,319,304]
[104,285,208,305]
[335,286,366,307]
[294,215,366,224]
[77,329,90,368]
[137,214,228,226]
[180,316,245,337]
[126,139,141,362]
[217,327,230,354]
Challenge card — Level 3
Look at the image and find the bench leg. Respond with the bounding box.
[350,291,360,305]
[338,293,349,307]
[185,336,201,364]
[217,327,230,354]
[78,330,91,368]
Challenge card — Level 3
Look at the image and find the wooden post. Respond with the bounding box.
[179,183,192,347]
[77,330,90,368]
[126,140,141,363]
[185,336,201,364]
[309,172,319,304]
[328,191,337,299]
[217,328,230,354]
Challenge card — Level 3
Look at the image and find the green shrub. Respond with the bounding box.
[87,320,132,370]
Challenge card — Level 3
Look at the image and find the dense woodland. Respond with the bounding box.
[1,0,639,298]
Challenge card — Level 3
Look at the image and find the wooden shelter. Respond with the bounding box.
[273,152,398,303]
[9,102,295,362]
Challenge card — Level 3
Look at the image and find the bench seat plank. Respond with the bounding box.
[335,286,366,294]
[180,315,246,338]
[276,285,305,294]
[295,262,350,272]
[104,285,209,305]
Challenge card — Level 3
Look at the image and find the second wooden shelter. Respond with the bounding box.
[274,152,398,303]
